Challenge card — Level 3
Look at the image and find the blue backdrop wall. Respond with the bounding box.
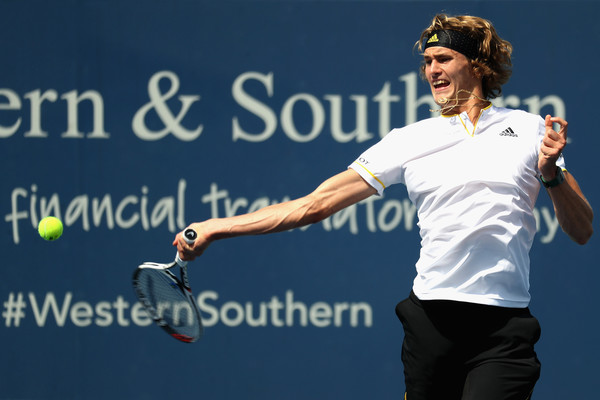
[1,1,599,399]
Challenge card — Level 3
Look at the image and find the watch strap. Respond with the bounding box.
[540,167,565,188]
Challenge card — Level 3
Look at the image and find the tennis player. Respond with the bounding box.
[175,14,593,400]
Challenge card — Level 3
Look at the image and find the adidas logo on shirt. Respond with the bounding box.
[499,127,517,137]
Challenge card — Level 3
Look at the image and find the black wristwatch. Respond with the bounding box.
[540,166,565,188]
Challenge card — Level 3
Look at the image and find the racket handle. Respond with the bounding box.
[175,228,198,266]
[175,253,188,267]
[183,228,197,244]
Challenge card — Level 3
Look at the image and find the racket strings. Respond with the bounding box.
[151,275,194,326]
[136,268,201,338]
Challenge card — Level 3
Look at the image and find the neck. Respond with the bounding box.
[437,89,490,121]
[460,101,491,123]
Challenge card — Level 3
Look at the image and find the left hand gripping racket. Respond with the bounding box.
[133,228,203,343]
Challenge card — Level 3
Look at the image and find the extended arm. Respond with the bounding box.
[173,169,377,260]
[538,115,593,244]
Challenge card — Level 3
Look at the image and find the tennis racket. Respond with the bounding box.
[133,228,203,343]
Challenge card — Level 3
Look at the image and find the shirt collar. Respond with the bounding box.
[442,103,494,121]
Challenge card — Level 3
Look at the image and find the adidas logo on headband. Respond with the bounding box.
[424,30,479,60]
[427,33,439,44]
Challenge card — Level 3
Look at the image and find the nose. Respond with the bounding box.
[429,59,442,75]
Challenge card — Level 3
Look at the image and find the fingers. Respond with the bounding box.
[542,115,567,151]
[545,114,568,139]
[172,224,210,261]
[539,140,563,161]
[539,115,568,177]
[172,230,197,261]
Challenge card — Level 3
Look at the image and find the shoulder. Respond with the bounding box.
[488,106,545,138]
[490,106,544,124]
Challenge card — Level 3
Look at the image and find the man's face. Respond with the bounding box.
[423,46,482,111]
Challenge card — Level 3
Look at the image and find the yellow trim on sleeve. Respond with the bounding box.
[353,161,386,189]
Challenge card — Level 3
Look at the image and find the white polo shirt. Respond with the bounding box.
[350,105,565,307]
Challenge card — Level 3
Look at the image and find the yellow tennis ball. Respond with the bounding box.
[38,216,63,241]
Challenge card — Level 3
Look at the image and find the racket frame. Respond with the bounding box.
[133,229,202,343]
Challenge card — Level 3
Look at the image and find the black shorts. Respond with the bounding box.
[395,291,541,400]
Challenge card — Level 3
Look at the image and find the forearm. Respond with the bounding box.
[177,170,376,258]
[202,193,326,241]
[546,172,594,244]
[176,192,328,259]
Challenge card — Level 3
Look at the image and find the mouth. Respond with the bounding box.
[432,80,450,91]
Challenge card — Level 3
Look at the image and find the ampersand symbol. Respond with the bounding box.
[132,71,203,141]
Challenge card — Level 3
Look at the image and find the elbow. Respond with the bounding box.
[573,225,593,245]
[562,206,594,245]
[568,220,594,245]
[307,204,334,225]
[578,209,595,245]
[303,195,335,225]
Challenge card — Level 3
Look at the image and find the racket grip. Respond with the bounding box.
[175,228,198,266]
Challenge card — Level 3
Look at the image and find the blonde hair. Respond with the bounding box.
[416,14,513,99]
